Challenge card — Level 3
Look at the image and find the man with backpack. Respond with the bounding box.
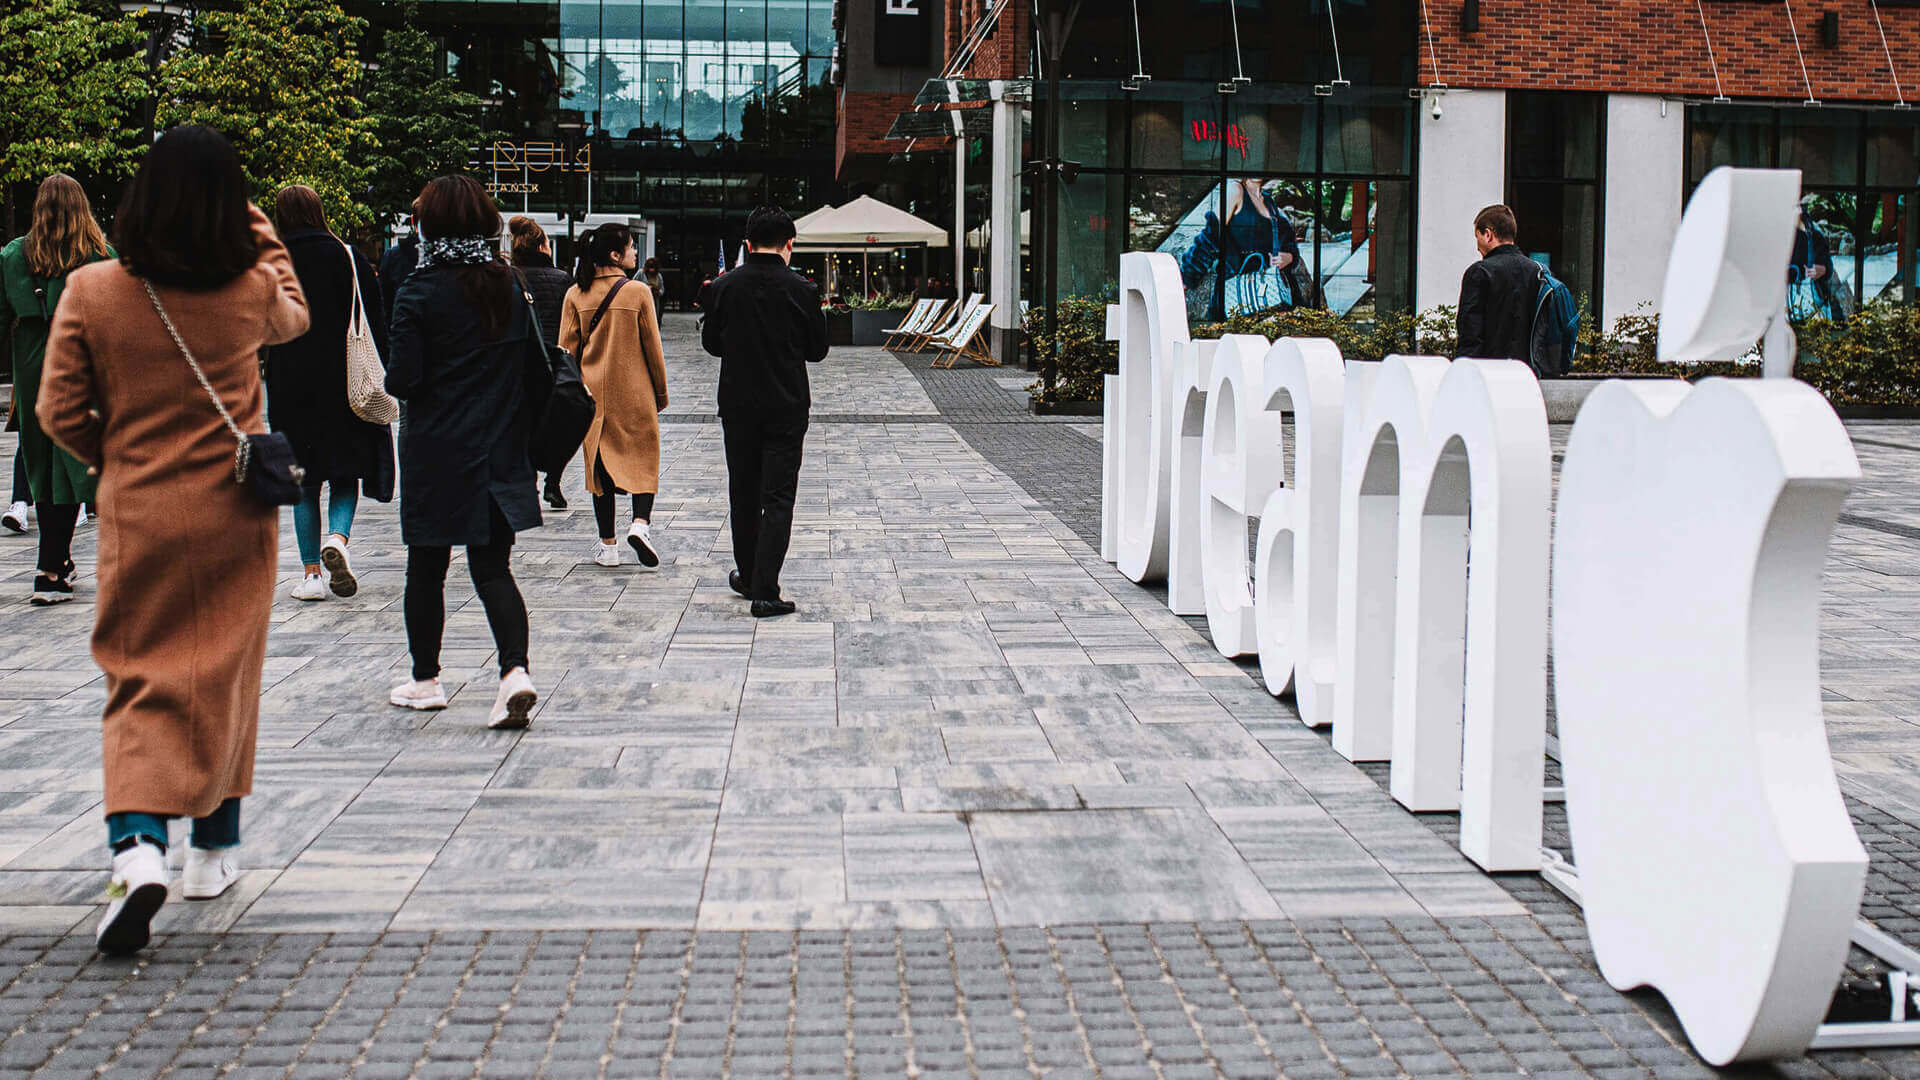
[1456,204,1578,376]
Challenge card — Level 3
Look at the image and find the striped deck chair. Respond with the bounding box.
[881,299,944,349]
[906,292,983,352]
[931,303,997,369]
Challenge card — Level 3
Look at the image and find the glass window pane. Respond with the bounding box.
[1689,105,1773,182]
[1509,180,1597,310]
[1861,191,1916,306]
[1508,92,1600,181]
[808,0,833,57]
[643,1,685,140]
[1228,93,1314,175]
[1052,173,1123,303]
[1130,85,1221,171]
[1868,114,1920,187]
[1311,179,1413,317]
[1793,192,1859,316]
[1781,110,1861,187]
[1323,100,1413,177]
[1058,84,1126,171]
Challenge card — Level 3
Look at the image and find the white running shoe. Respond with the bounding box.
[592,542,621,568]
[319,536,357,597]
[96,842,168,956]
[182,847,240,900]
[291,573,328,601]
[488,667,537,730]
[627,521,660,567]
[1,502,28,534]
[75,506,89,529]
[389,677,448,710]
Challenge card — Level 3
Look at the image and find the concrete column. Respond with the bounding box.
[989,98,1025,364]
[1415,89,1506,314]
[1601,94,1685,329]
[953,112,967,307]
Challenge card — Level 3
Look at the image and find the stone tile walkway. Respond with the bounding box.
[0,320,1915,1076]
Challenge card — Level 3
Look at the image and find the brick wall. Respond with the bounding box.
[839,90,946,174]
[944,0,1030,80]
[1420,0,1920,103]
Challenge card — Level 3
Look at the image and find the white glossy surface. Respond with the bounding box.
[1658,167,1801,368]
[1200,336,1282,656]
[1554,376,1865,1064]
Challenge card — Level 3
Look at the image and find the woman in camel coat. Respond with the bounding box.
[39,127,309,955]
[558,222,668,568]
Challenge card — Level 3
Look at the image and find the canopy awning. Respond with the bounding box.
[794,195,950,249]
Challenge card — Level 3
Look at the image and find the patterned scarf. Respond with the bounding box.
[416,235,498,272]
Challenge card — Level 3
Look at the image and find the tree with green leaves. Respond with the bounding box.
[0,0,150,236]
[157,0,376,231]
[364,10,488,228]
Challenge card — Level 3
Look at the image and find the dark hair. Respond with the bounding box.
[273,184,329,234]
[415,175,513,335]
[573,223,632,291]
[1474,204,1518,243]
[507,215,547,266]
[746,205,796,251]
[115,126,258,291]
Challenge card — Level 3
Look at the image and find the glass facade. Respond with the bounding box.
[1688,103,1920,314]
[1036,0,1419,321]
[1507,92,1604,315]
[395,0,839,308]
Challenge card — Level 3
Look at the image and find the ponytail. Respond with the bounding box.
[572,223,633,291]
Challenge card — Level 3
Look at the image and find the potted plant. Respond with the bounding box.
[849,294,914,346]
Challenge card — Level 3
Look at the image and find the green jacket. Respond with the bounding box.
[0,238,105,505]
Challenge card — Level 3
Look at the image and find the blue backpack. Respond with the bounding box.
[1529,267,1579,377]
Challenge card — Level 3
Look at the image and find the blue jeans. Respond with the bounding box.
[107,798,240,852]
[294,483,358,566]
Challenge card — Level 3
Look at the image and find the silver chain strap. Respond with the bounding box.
[142,280,251,484]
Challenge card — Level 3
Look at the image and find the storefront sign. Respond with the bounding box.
[874,0,930,66]
[1190,120,1249,160]
[1102,167,1868,1064]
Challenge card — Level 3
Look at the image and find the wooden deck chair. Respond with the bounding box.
[881,299,943,349]
[907,292,983,352]
[931,303,997,368]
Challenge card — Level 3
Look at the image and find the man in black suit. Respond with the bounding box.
[1456,204,1540,362]
[701,206,829,618]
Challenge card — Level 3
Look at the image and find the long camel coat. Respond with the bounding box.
[558,268,668,495]
[39,206,309,818]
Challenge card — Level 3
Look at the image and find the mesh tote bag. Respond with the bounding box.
[342,242,399,425]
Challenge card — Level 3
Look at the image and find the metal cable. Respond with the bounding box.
[1129,0,1148,82]
[1228,0,1247,82]
[1780,0,1820,105]
[1325,0,1348,87]
[1694,0,1730,102]
[1417,0,1443,87]
[1871,0,1908,107]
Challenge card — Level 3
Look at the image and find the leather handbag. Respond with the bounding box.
[519,276,594,476]
[341,242,398,425]
[143,280,306,506]
[1223,201,1295,317]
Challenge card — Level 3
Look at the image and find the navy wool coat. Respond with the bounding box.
[386,265,543,547]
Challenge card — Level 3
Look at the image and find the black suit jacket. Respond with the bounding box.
[700,253,828,419]
[1456,243,1540,362]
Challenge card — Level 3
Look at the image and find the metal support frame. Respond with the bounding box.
[1536,850,1920,1051]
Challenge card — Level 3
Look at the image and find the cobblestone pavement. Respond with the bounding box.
[0,325,1916,1075]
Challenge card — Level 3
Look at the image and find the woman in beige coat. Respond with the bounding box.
[39,127,310,956]
[558,223,668,568]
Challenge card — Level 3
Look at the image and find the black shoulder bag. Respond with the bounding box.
[521,275,595,476]
[143,280,305,505]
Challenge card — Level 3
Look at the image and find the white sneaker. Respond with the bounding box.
[319,536,357,597]
[182,847,241,900]
[627,521,660,567]
[291,573,328,601]
[488,667,537,730]
[389,677,448,710]
[75,506,89,529]
[592,541,621,568]
[96,842,168,956]
[1,502,28,534]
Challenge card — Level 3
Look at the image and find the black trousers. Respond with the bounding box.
[404,503,529,682]
[722,411,807,602]
[590,456,654,540]
[36,503,78,577]
[10,448,26,506]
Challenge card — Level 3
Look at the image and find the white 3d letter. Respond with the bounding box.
[1112,252,1190,583]
[1167,341,1216,616]
[1389,357,1548,872]
[1252,337,1347,724]
[1199,336,1280,656]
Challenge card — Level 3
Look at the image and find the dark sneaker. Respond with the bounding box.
[544,479,568,510]
[31,575,73,606]
[750,599,796,619]
[728,571,752,600]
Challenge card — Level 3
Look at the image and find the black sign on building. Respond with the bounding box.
[874,0,930,66]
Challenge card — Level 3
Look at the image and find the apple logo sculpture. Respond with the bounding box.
[1553,167,1868,1065]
